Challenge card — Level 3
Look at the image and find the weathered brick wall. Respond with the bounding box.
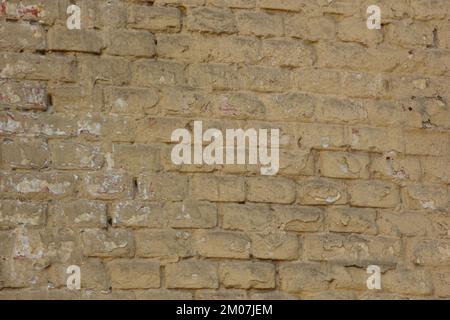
[0,0,449,300]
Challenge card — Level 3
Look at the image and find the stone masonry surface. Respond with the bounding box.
[0,0,449,300]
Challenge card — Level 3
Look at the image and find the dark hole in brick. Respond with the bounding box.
[47,94,53,107]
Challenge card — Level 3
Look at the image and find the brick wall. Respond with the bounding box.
[0,0,449,299]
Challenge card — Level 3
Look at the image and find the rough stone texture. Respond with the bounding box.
[107,259,160,289]
[0,0,449,300]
